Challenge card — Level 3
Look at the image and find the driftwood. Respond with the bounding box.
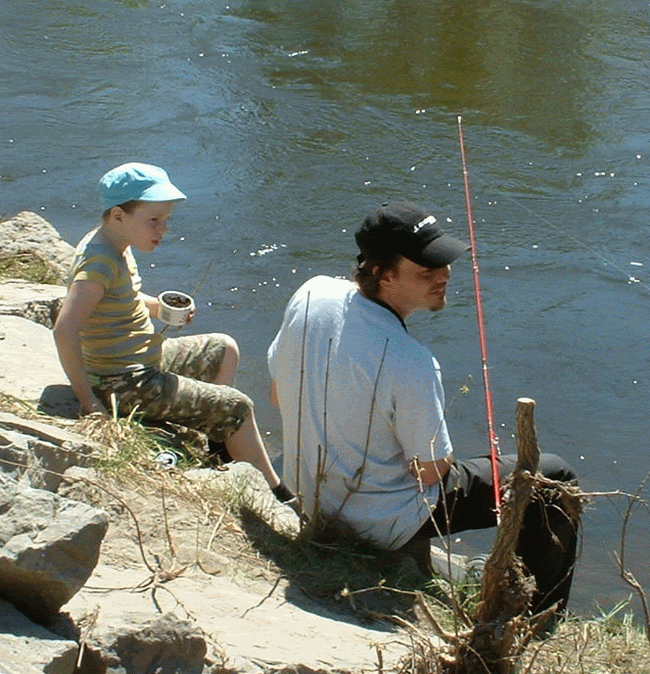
[477,397,539,624]
[441,397,548,674]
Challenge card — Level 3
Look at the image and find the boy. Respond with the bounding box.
[54,162,292,501]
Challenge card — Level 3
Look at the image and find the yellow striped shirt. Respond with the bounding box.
[68,228,163,375]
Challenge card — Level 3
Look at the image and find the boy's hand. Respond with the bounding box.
[81,394,109,417]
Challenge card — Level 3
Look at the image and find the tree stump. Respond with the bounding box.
[442,398,541,674]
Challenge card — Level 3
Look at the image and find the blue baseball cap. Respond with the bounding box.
[99,162,187,210]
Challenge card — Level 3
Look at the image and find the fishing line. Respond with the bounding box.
[458,115,503,521]
[411,114,650,294]
[452,158,650,294]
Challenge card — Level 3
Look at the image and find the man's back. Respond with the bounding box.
[268,275,453,549]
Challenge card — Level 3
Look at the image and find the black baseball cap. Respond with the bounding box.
[356,201,470,268]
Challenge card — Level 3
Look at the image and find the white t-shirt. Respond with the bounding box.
[268,276,453,549]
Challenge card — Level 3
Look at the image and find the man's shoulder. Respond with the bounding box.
[300,275,354,294]
[289,275,355,305]
[387,330,436,367]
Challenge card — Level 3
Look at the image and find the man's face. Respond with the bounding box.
[379,256,451,318]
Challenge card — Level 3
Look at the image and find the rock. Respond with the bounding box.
[430,545,469,584]
[0,472,108,620]
[64,562,412,674]
[0,279,66,329]
[0,598,77,674]
[0,412,97,492]
[0,314,78,418]
[0,211,74,281]
[77,612,207,674]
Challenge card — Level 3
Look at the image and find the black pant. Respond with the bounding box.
[411,453,578,614]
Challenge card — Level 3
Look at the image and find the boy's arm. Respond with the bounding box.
[139,292,161,319]
[53,280,108,415]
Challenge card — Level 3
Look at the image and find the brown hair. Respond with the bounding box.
[101,200,142,223]
[353,253,401,301]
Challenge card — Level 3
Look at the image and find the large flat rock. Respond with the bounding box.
[65,563,414,674]
[0,315,78,418]
[0,279,66,329]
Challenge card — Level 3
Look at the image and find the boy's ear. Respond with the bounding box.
[111,206,126,222]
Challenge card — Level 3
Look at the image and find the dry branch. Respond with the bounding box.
[439,397,574,674]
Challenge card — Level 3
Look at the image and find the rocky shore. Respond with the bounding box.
[0,212,422,674]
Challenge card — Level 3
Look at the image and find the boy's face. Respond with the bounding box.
[119,201,175,253]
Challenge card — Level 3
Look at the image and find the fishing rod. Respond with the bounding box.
[457,115,503,522]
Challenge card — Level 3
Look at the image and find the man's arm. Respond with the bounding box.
[411,454,454,487]
[272,373,452,486]
[269,379,279,407]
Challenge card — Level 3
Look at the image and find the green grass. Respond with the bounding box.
[0,251,63,284]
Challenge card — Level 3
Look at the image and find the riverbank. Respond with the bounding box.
[1,212,429,673]
[1,211,649,674]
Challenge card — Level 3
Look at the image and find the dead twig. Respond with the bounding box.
[75,606,100,670]
[240,574,286,618]
[160,485,178,559]
[335,338,389,518]
[614,471,650,643]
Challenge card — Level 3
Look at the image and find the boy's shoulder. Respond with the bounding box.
[69,228,133,285]
[75,228,113,255]
[74,228,135,266]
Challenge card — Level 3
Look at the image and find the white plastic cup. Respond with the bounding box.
[158,290,195,327]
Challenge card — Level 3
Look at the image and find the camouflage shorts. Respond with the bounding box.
[90,333,252,442]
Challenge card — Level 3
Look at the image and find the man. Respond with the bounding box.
[268,201,578,614]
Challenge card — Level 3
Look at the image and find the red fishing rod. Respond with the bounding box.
[457,115,503,522]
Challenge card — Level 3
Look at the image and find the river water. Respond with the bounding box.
[2,0,649,616]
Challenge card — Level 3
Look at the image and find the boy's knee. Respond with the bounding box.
[219,388,254,424]
[216,333,239,363]
[238,390,254,415]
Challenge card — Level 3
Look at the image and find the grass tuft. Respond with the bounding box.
[0,251,63,284]
[0,392,42,418]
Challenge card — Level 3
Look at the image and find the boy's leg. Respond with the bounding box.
[92,368,250,442]
[164,373,281,489]
[224,409,281,488]
[160,333,238,385]
[161,334,238,460]
[93,367,282,489]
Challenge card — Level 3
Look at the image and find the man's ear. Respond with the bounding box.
[377,265,396,290]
